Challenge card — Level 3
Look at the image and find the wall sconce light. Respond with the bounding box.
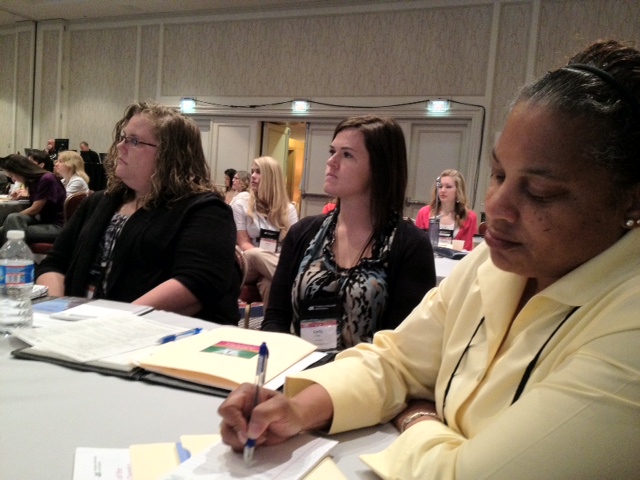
[427,99,450,113]
[292,100,310,113]
[180,97,196,113]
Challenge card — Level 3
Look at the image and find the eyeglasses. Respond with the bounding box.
[118,134,157,148]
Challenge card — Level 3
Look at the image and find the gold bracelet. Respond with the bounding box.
[400,411,438,433]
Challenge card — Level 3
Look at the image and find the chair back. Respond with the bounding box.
[64,191,89,223]
[28,191,90,256]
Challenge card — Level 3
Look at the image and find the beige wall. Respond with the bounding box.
[0,0,638,209]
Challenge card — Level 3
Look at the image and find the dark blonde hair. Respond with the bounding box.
[105,101,220,207]
[428,169,472,223]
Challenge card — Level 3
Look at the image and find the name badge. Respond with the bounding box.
[298,296,342,350]
[259,228,279,253]
[438,228,453,246]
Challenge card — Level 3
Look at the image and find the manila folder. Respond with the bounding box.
[138,327,316,391]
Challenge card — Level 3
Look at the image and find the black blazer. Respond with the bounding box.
[38,190,241,324]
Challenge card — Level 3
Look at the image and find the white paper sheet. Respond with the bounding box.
[12,314,186,362]
[159,433,337,480]
[73,448,132,480]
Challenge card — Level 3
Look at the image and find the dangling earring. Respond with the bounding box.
[637,219,640,226]
[625,219,635,228]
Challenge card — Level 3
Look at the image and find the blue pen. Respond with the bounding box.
[244,342,269,464]
[158,327,203,344]
[175,441,191,463]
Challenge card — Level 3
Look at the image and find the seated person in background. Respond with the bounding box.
[223,168,237,204]
[232,156,298,310]
[28,149,54,172]
[44,139,58,164]
[262,116,436,350]
[79,141,101,164]
[0,154,65,243]
[54,150,90,196]
[219,39,640,478]
[230,170,250,206]
[36,102,240,324]
[415,168,478,250]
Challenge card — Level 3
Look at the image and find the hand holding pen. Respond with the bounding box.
[244,342,269,463]
[218,349,334,455]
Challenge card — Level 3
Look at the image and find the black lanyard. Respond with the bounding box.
[442,306,580,426]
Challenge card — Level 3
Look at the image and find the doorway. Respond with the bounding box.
[261,121,307,213]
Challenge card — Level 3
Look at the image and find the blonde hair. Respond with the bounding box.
[57,150,90,183]
[248,156,292,238]
[429,168,471,223]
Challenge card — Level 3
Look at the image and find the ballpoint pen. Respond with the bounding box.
[244,341,269,464]
[158,327,203,344]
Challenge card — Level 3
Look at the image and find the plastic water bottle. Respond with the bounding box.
[428,217,440,248]
[0,230,35,334]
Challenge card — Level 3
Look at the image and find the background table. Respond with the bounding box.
[0,313,397,480]
[0,199,29,224]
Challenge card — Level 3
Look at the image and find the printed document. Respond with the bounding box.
[12,314,186,363]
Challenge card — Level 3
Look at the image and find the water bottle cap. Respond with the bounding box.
[6,230,25,240]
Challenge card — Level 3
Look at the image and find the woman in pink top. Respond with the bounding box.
[415,168,478,250]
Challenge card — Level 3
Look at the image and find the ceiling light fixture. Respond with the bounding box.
[180,97,196,113]
[427,99,450,113]
[292,100,310,113]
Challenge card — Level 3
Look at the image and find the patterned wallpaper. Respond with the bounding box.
[537,0,639,75]
[162,4,493,97]
[66,27,139,150]
[1,0,639,180]
[0,33,14,149]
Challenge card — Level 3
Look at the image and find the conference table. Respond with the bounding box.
[0,313,400,480]
[0,198,29,224]
[0,256,463,479]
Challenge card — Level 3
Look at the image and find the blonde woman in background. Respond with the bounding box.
[415,168,478,250]
[232,156,298,308]
[54,150,90,196]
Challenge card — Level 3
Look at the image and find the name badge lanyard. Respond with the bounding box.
[441,305,580,426]
[297,228,375,305]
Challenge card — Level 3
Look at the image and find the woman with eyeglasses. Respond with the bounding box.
[219,40,640,477]
[231,170,250,195]
[36,102,241,324]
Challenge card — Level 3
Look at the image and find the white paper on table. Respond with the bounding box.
[73,447,132,480]
[263,351,327,391]
[12,314,186,362]
[159,433,338,480]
